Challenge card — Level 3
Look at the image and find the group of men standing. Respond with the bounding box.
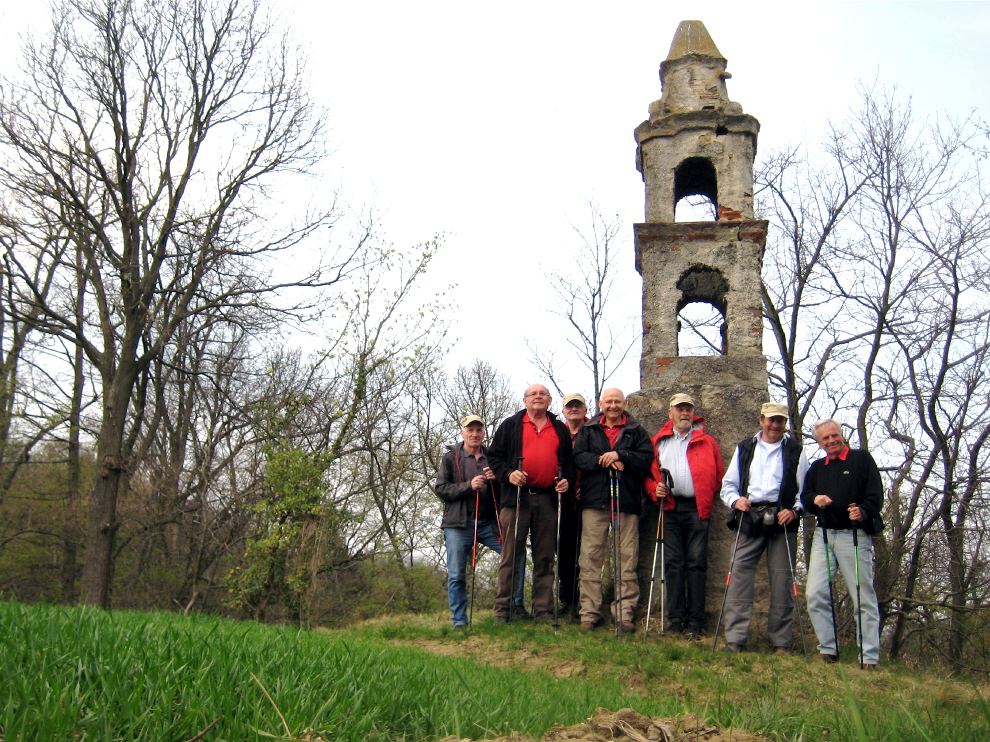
[435,385,884,667]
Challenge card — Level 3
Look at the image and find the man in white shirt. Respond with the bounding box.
[719,402,809,652]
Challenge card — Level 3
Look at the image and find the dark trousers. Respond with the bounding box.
[664,498,709,632]
[557,495,580,608]
[494,490,557,617]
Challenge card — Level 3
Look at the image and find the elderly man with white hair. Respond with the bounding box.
[801,419,884,668]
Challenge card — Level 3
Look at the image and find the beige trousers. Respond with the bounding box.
[579,509,640,623]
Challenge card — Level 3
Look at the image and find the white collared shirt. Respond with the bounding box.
[720,433,809,509]
[657,428,696,497]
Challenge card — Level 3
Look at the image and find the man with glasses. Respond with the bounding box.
[489,384,574,622]
[718,402,809,652]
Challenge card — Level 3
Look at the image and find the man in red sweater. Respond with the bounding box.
[488,384,574,621]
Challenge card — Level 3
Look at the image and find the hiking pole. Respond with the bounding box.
[469,486,480,627]
[488,479,503,545]
[851,506,865,669]
[645,509,662,635]
[508,456,523,624]
[782,521,809,660]
[645,469,673,635]
[820,520,840,658]
[712,518,743,652]
[571,507,581,619]
[610,469,623,637]
[659,504,666,635]
[553,466,563,629]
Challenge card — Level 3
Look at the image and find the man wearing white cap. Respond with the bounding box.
[648,393,725,638]
[718,402,809,652]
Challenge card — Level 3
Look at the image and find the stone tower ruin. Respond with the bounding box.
[629,20,770,628]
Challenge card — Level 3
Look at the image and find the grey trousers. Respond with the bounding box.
[723,527,797,648]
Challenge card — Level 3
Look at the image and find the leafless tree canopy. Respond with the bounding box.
[758,84,990,669]
[528,203,639,408]
[0,0,352,606]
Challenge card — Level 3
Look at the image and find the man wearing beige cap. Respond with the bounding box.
[647,393,725,638]
[717,402,809,652]
[435,415,502,628]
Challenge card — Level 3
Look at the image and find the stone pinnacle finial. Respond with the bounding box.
[650,19,740,119]
[665,20,724,62]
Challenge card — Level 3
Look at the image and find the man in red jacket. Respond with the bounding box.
[650,393,725,639]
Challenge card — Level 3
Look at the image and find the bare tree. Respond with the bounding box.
[528,203,638,407]
[438,359,517,443]
[0,0,360,607]
[758,84,990,668]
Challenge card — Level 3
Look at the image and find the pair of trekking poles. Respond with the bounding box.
[711,509,809,657]
[820,509,867,668]
[709,506,866,668]
[503,460,570,629]
[503,463,624,635]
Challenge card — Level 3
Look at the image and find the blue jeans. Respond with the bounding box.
[443,518,524,626]
[806,527,881,663]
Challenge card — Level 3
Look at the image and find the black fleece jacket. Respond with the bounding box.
[801,449,883,530]
[573,413,654,515]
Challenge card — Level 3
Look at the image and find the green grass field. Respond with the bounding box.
[1,601,987,740]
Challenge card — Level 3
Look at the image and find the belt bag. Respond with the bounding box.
[728,504,790,536]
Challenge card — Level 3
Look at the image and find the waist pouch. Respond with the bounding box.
[727,504,796,536]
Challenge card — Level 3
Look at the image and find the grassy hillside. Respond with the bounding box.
[0,601,986,740]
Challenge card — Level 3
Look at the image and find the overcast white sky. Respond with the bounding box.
[2,1,988,408]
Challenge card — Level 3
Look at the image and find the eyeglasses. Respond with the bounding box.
[525,391,550,398]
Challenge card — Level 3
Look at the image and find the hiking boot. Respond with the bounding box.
[511,604,533,620]
[862,663,877,670]
[493,613,509,624]
[772,646,790,655]
[722,642,744,653]
[580,621,597,631]
[819,653,838,664]
[618,620,636,634]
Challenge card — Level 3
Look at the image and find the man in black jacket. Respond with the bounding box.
[488,384,574,622]
[434,415,502,628]
[801,419,883,667]
[573,388,654,632]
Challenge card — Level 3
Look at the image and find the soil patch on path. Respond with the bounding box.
[439,707,769,742]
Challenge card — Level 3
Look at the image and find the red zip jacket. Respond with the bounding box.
[646,416,725,521]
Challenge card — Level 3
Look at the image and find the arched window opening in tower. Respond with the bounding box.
[675,265,728,356]
[673,157,717,222]
[677,300,725,356]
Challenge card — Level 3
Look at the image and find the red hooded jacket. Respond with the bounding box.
[646,416,725,521]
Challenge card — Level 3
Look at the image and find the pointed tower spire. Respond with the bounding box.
[665,19,725,61]
[650,19,741,118]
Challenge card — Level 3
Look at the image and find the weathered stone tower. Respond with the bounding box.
[629,21,769,628]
